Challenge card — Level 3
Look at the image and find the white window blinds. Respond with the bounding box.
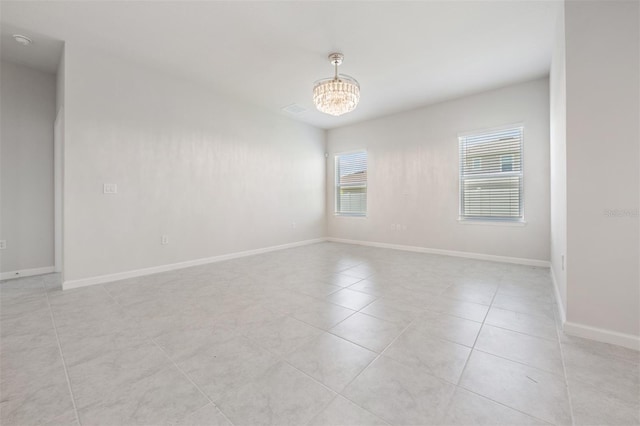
[459,127,523,221]
[335,151,367,216]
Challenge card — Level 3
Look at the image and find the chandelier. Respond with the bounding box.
[313,53,360,116]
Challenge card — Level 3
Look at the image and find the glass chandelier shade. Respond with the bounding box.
[313,53,360,116]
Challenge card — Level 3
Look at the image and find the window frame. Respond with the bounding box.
[458,126,525,223]
[334,149,368,217]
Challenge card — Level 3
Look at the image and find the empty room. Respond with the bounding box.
[0,1,638,425]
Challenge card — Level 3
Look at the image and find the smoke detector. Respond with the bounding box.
[12,34,33,46]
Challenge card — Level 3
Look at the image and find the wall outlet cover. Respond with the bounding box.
[103,183,118,194]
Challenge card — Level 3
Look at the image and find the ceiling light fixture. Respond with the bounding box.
[313,53,360,116]
[12,34,33,46]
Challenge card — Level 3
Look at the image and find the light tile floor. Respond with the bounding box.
[1,242,638,426]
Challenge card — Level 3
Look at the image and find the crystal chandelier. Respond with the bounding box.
[313,53,360,116]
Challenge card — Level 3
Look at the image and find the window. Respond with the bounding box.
[459,127,523,221]
[335,151,367,216]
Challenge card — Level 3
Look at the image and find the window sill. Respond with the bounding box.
[458,219,527,227]
[335,214,367,219]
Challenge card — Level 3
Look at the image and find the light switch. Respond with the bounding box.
[103,183,118,194]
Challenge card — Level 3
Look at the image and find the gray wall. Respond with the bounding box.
[62,44,326,285]
[0,61,56,274]
[327,78,551,262]
[564,0,639,339]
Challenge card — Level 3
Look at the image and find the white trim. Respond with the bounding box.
[326,237,550,267]
[550,266,566,324]
[1,266,56,281]
[457,122,526,138]
[564,321,640,352]
[457,219,527,227]
[62,238,325,290]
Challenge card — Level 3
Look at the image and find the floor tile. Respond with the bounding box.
[347,278,388,296]
[561,336,640,404]
[411,311,482,347]
[290,300,356,330]
[0,383,76,426]
[285,332,376,392]
[459,351,571,425]
[308,396,389,426]
[172,403,232,426]
[441,388,550,425]
[330,312,406,352]
[325,288,378,311]
[288,281,342,298]
[359,297,424,326]
[216,361,335,426]
[5,244,637,426]
[154,328,279,402]
[492,293,555,319]
[325,274,363,287]
[343,355,457,425]
[569,378,640,426]
[383,326,471,383]
[485,306,558,341]
[475,325,564,375]
[75,365,208,426]
[241,315,323,357]
[424,296,490,322]
[440,283,496,305]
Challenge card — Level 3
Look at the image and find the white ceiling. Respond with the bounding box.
[0,1,561,129]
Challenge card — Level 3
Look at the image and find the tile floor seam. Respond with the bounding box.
[556,320,577,426]
[100,284,237,425]
[151,336,236,426]
[455,385,556,425]
[41,281,82,426]
[481,321,559,342]
[302,393,340,426]
[333,313,420,400]
[287,309,358,333]
[454,280,499,387]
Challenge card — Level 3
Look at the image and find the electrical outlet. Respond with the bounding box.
[103,183,118,194]
[161,235,169,245]
[0,240,6,250]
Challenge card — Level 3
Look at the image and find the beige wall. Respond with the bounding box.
[0,61,56,275]
[550,6,567,318]
[564,0,640,340]
[62,44,326,285]
[327,78,550,262]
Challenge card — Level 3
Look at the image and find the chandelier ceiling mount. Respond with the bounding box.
[313,52,360,117]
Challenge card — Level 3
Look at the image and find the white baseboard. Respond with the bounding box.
[62,238,326,290]
[550,266,566,324]
[0,266,55,281]
[326,237,550,267]
[564,321,640,351]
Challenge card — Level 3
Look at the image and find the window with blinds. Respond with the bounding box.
[335,151,367,216]
[459,127,523,221]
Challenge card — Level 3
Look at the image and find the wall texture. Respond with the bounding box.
[327,78,550,262]
[62,44,326,284]
[565,0,639,340]
[550,7,567,318]
[0,61,56,275]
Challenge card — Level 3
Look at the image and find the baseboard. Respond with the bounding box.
[550,266,566,324]
[62,238,325,290]
[0,266,56,281]
[564,321,640,351]
[326,237,550,267]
